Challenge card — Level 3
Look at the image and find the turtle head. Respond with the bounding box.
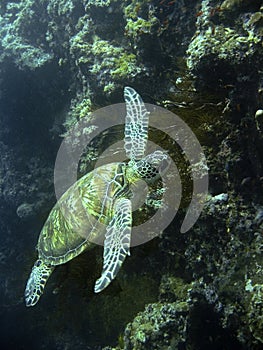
[133,150,170,183]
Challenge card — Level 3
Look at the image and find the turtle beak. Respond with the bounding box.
[159,155,171,176]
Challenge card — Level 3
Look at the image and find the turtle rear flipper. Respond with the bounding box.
[94,198,132,293]
[25,260,54,307]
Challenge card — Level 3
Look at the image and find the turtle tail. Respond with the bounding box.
[24,259,54,307]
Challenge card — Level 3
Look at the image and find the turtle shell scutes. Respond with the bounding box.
[38,162,127,265]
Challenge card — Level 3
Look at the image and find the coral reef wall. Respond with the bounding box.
[0,0,262,349]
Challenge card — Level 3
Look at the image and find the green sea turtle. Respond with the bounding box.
[25,87,169,307]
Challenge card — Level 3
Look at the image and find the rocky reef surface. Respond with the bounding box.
[0,0,262,349]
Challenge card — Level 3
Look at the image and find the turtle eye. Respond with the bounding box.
[35,260,42,267]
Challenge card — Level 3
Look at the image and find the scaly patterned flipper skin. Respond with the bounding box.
[24,259,54,307]
[124,86,149,161]
[94,198,132,293]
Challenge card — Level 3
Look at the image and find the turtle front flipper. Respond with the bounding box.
[94,198,132,293]
[25,259,54,307]
[124,86,149,161]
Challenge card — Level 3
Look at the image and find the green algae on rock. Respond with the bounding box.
[1,0,263,349]
[124,302,189,349]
